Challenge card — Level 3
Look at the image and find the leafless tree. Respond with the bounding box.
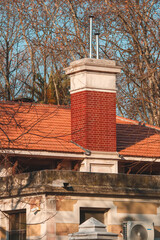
[0,1,28,100]
[0,0,159,123]
[103,0,160,126]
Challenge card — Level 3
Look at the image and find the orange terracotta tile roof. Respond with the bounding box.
[0,102,160,158]
[0,102,83,154]
[117,116,160,158]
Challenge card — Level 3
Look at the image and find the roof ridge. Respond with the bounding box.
[116,116,160,131]
[0,101,71,109]
[116,116,139,124]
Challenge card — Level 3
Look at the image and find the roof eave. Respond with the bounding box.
[0,149,85,160]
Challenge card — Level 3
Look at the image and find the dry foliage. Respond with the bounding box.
[0,0,159,125]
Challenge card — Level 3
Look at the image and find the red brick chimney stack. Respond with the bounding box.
[65,58,121,153]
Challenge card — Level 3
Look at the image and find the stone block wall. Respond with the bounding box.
[53,196,160,240]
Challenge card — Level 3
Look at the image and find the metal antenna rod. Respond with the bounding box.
[89,16,94,58]
[95,32,100,59]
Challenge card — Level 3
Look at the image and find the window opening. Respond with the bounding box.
[7,210,26,240]
[80,207,109,224]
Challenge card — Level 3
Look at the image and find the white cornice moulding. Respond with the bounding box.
[0,149,85,159]
[65,58,121,75]
[120,155,160,162]
[0,149,159,162]
[70,88,117,94]
[85,151,120,160]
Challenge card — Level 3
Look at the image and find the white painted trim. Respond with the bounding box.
[89,151,160,163]
[120,155,160,162]
[65,62,121,75]
[0,149,85,159]
[70,88,117,94]
[66,196,160,203]
[0,149,159,162]
[85,151,120,160]
[80,158,118,173]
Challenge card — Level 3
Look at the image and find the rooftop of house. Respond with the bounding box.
[0,101,160,158]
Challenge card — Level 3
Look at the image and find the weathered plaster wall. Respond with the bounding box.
[0,195,47,240]
[53,196,160,240]
[0,170,160,240]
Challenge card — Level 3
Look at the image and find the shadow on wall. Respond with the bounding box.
[116,123,159,151]
[0,227,7,240]
[154,228,160,239]
[112,200,160,239]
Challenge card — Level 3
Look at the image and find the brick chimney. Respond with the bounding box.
[65,58,121,153]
